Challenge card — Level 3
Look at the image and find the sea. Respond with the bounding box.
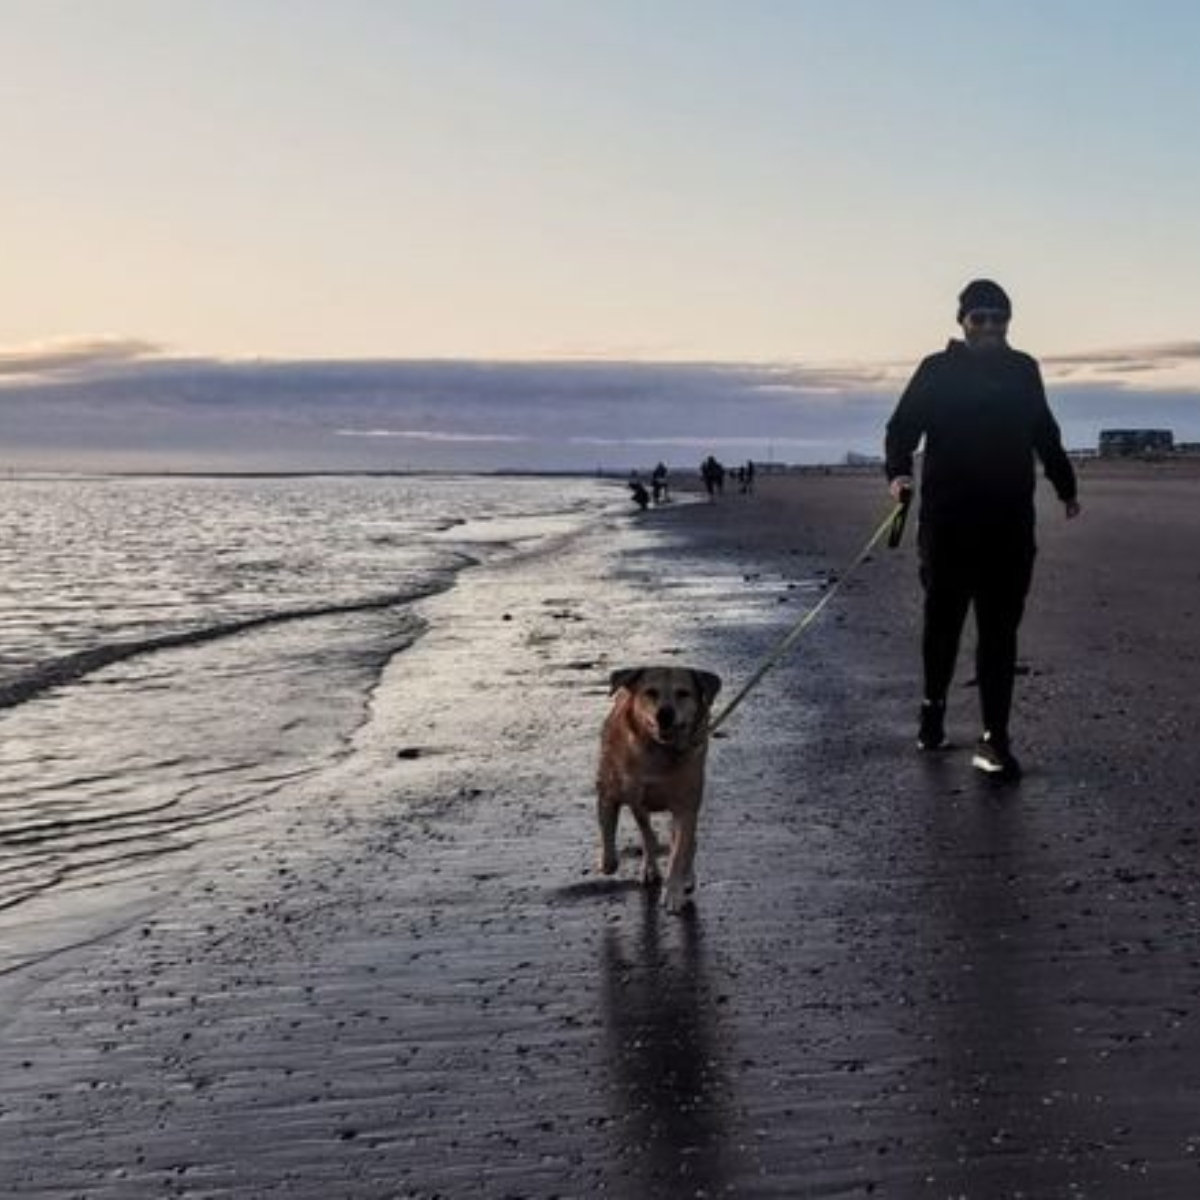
[0,473,623,985]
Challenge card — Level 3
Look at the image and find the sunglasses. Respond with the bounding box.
[964,309,1010,328]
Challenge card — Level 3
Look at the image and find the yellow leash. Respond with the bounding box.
[705,498,908,738]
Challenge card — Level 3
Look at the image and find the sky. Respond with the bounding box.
[2,0,1200,471]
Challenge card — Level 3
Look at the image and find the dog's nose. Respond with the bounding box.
[657,705,676,729]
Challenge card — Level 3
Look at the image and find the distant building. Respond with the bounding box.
[1098,428,1174,458]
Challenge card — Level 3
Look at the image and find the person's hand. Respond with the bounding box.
[1065,499,1081,520]
[889,476,914,503]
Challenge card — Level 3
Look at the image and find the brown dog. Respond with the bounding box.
[596,666,722,913]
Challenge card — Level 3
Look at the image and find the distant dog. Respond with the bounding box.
[596,666,722,913]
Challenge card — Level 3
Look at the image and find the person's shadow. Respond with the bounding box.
[918,792,1110,1193]
[598,895,735,1197]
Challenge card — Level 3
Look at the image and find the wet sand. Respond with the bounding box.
[2,463,1199,1198]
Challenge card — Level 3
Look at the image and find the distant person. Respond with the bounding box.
[884,278,1081,780]
[651,461,669,504]
[743,460,756,494]
[629,477,650,511]
[700,456,720,501]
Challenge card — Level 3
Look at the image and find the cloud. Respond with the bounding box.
[744,363,904,393]
[0,336,163,379]
[1,342,1198,472]
[0,355,894,470]
[567,435,830,448]
[1043,340,1200,379]
[335,428,533,443]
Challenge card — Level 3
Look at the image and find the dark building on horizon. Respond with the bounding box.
[1098,428,1175,458]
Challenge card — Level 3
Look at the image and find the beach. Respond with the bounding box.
[1,463,1199,1198]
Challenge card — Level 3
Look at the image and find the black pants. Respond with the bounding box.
[918,521,1036,740]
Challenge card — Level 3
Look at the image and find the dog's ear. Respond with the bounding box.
[691,670,722,706]
[609,668,644,695]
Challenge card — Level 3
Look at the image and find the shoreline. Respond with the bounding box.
[0,481,621,1008]
[4,453,1199,484]
[1,466,1198,1197]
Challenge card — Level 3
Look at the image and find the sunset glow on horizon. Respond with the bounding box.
[3,1,1200,469]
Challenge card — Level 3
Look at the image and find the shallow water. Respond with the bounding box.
[0,475,605,688]
[0,474,617,976]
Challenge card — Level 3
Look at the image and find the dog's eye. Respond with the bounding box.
[675,689,693,702]
[644,688,660,702]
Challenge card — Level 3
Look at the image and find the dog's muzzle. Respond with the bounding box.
[653,707,696,749]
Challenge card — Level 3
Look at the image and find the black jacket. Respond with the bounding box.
[885,340,1077,529]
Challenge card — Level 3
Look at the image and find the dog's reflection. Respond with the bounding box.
[599,894,733,1196]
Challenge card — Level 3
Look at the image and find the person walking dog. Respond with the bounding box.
[885,278,1081,780]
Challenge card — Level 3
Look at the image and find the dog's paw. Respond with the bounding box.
[597,849,618,876]
[641,862,663,887]
[662,885,694,915]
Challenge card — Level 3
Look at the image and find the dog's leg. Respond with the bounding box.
[596,795,620,875]
[663,811,698,914]
[631,808,662,886]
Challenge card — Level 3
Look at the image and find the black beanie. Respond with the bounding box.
[957,278,1011,321]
